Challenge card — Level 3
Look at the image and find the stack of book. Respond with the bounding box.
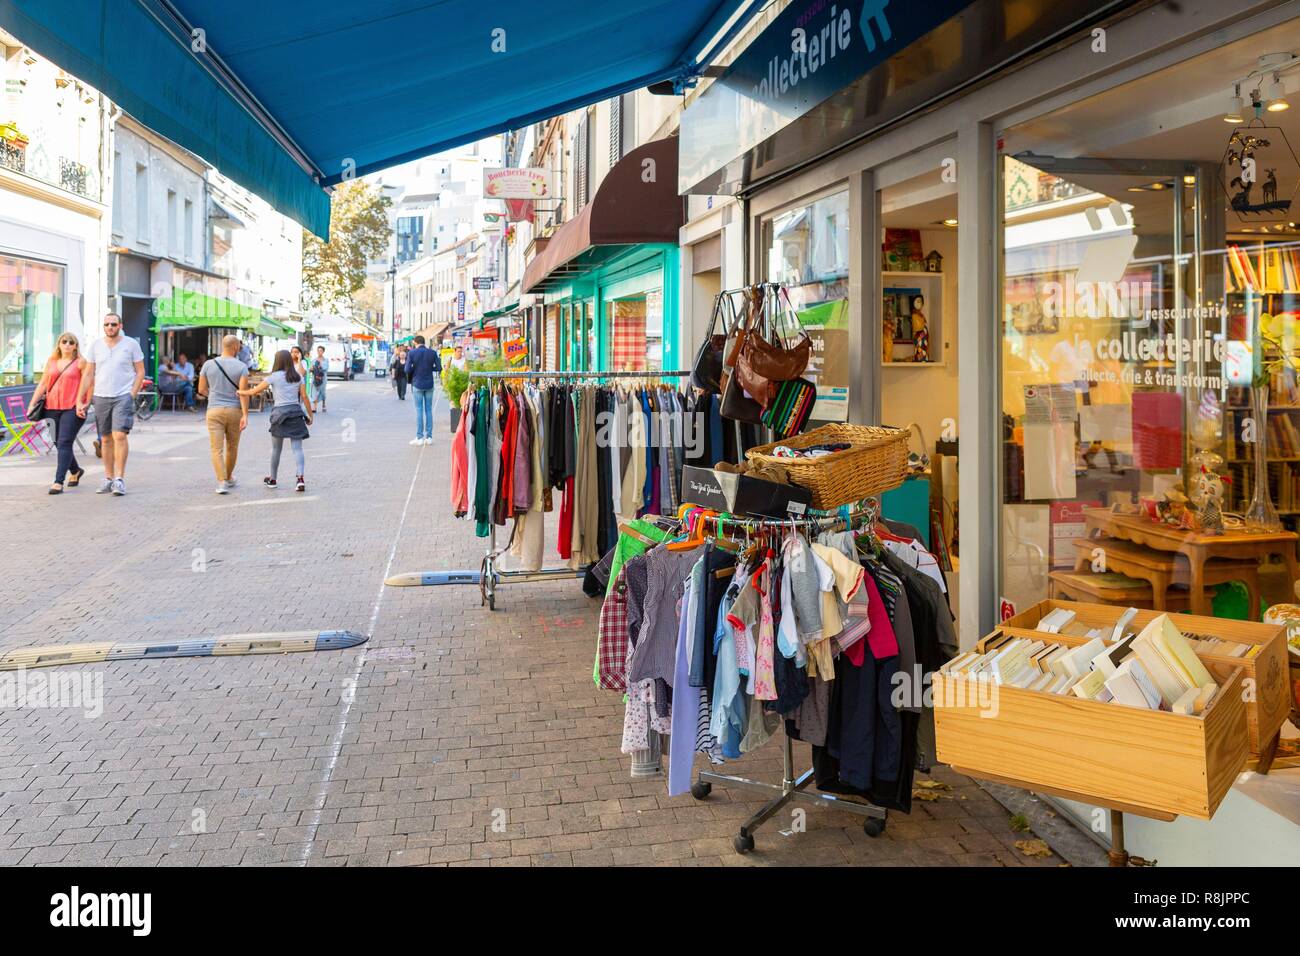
[943,614,1220,714]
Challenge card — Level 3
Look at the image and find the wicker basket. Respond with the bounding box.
[745,423,910,509]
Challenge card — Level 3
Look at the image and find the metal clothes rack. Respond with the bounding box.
[385,368,692,610]
[681,500,894,853]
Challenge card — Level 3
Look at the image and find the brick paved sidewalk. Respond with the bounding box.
[0,380,1076,866]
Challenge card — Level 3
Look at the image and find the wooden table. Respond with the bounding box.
[1069,537,1261,615]
[1082,509,1298,619]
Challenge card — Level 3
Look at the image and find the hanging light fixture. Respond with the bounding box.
[1267,71,1289,111]
[1225,83,1244,123]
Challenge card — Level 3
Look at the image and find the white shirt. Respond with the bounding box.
[86,335,144,397]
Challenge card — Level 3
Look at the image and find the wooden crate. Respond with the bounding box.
[994,600,1289,755]
[933,655,1248,821]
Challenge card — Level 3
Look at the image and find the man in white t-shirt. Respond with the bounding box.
[76,312,145,496]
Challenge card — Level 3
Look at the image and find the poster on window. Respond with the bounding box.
[793,297,849,422]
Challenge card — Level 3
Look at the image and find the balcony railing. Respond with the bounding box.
[60,157,89,197]
[0,133,99,200]
[0,139,24,174]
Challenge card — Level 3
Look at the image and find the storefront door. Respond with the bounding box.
[999,153,1218,613]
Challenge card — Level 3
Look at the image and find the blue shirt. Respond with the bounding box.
[404,346,442,390]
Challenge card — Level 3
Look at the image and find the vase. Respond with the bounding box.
[1244,384,1283,531]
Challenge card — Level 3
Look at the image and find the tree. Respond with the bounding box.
[301,180,391,312]
[351,277,387,326]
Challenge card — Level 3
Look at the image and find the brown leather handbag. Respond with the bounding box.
[719,287,767,423]
[735,287,811,410]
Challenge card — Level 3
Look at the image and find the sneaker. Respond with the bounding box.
[111,478,126,496]
[263,477,278,488]
[225,477,238,490]
[96,478,113,494]
[215,484,229,495]
[423,437,433,446]
[295,476,306,493]
[410,437,424,445]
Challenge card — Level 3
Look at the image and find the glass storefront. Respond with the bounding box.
[761,189,851,421]
[998,29,1300,618]
[0,255,64,385]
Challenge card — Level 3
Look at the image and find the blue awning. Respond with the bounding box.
[0,0,754,239]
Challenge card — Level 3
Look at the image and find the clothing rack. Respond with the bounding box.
[385,369,692,610]
[680,498,894,852]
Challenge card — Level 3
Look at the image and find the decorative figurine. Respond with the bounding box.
[911,295,930,362]
[924,250,944,273]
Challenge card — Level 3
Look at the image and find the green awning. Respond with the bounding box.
[151,289,279,336]
[482,301,520,320]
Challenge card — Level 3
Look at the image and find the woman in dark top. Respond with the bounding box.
[390,346,408,400]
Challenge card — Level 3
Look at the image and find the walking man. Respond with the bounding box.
[197,334,250,494]
[405,335,441,445]
[311,345,329,414]
[76,312,144,496]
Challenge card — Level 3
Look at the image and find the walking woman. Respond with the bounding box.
[27,333,87,494]
[390,346,408,400]
[238,349,313,492]
[291,344,308,383]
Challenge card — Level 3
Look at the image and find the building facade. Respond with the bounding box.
[0,28,111,385]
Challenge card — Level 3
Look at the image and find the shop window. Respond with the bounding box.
[761,189,851,421]
[0,256,64,385]
[997,38,1300,620]
[610,296,648,372]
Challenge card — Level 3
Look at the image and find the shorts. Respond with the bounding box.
[93,393,135,435]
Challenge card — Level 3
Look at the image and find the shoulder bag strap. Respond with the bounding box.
[213,359,243,392]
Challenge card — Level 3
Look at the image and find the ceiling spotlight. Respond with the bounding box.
[1225,83,1244,123]
[1149,182,1167,190]
[942,218,957,226]
[1267,72,1289,111]
[1127,186,1145,193]
[1183,174,1196,185]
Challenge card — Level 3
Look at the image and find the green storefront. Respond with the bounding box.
[522,138,683,373]
[151,289,293,374]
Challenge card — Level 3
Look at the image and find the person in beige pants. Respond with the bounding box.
[197,334,250,494]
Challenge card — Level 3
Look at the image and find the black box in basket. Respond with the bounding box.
[680,465,812,519]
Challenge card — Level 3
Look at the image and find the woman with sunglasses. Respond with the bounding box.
[28,332,88,494]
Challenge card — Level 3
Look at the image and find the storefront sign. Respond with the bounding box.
[680,0,976,192]
[484,167,549,200]
[472,277,495,290]
[456,291,465,321]
[503,338,527,364]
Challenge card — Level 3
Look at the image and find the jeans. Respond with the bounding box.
[413,387,433,439]
[162,382,195,407]
[395,376,407,400]
[206,406,243,481]
[49,407,82,484]
[271,436,305,478]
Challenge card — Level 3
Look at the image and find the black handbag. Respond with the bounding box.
[690,292,736,393]
[29,359,75,421]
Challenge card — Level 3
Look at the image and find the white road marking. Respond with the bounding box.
[297,441,424,865]
[184,495,319,511]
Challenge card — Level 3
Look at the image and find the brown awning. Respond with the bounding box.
[522,137,683,294]
[417,322,451,343]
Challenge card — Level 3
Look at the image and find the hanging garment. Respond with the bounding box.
[667,557,706,796]
[464,388,478,519]
[450,391,469,516]
[472,386,492,537]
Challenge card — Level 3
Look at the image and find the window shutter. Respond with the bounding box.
[609,97,623,167]
[575,113,590,210]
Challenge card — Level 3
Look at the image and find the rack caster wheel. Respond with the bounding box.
[733,831,755,854]
[863,817,886,838]
[690,781,712,800]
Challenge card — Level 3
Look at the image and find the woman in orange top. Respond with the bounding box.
[27,332,87,494]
